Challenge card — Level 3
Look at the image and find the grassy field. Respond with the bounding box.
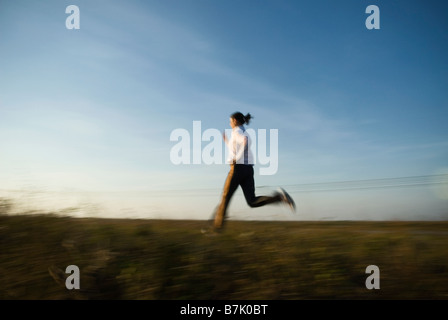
[1,199,447,300]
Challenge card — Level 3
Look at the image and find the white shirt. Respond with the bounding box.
[226,125,254,165]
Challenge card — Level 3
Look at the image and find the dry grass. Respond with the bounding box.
[1,199,447,300]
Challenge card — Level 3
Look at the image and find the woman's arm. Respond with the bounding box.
[222,131,229,146]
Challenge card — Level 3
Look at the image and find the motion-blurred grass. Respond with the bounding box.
[0,197,447,300]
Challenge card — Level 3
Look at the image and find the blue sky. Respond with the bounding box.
[0,0,447,220]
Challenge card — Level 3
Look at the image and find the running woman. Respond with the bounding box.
[206,112,295,233]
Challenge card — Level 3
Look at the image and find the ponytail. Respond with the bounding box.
[243,113,252,125]
[231,112,253,125]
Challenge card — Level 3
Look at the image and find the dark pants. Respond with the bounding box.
[214,164,281,229]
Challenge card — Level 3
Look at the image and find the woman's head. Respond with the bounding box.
[230,112,252,128]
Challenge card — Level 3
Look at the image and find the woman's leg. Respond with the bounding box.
[214,164,240,229]
[240,165,282,208]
